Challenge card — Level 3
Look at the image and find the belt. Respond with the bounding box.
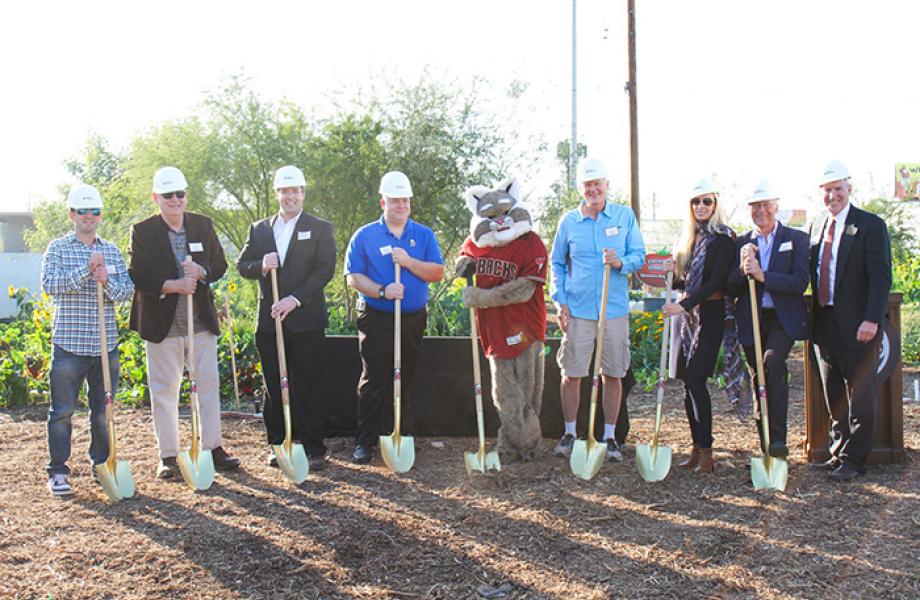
[705,290,725,302]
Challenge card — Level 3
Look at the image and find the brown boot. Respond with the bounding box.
[694,448,714,474]
[679,445,700,469]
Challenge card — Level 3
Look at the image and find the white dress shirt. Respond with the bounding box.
[816,202,850,306]
[272,210,302,267]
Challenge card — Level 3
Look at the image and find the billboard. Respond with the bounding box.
[895,163,920,201]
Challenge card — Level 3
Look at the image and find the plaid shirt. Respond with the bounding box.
[41,232,134,356]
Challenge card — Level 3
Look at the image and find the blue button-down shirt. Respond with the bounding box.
[344,217,443,314]
[41,232,134,356]
[550,201,646,320]
[755,221,778,308]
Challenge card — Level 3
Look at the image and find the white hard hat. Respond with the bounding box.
[273,165,306,190]
[152,166,189,194]
[578,157,608,183]
[379,170,413,198]
[747,180,780,203]
[67,184,103,209]
[691,178,718,198]
[818,160,850,186]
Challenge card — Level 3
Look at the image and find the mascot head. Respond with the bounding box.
[464,178,533,248]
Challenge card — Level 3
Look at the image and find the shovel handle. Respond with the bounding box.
[467,274,487,454]
[585,264,612,446]
[184,256,202,459]
[747,276,773,451]
[270,268,294,450]
[393,264,402,438]
[651,272,674,447]
[97,282,117,466]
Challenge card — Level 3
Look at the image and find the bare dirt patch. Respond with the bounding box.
[2,354,918,599]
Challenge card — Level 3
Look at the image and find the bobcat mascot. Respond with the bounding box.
[455,178,547,462]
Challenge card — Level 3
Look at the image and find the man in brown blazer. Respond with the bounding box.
[128,166,240,478]
[237,165,336,470]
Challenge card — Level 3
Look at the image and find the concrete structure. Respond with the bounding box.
[0,212,40,320]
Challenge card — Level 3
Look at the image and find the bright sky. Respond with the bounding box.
[2,0,919,225]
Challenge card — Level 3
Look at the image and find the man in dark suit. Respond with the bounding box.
[128,166,239,478]
[237,165,336,471]
[809,160,892,482]
[728,180,809,459]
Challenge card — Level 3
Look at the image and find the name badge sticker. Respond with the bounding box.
[605,226,619,237]
[779,241,793,252]
[506,333,523,346]
[298,231,311,241]
[189,242,204,253]
[379,245,393,256]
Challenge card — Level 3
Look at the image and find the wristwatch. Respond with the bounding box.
[377,286,386,299]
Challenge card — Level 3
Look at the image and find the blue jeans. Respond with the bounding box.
[46,345,119,476]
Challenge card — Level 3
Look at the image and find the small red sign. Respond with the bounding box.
[637,252,673,288]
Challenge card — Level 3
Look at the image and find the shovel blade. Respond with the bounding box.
[751,455,788,491]
[464,450,502,477]
[95,460,136,501]
[177,449,215,491]
[569,440,606,480]
[272,442,309,484]
[380,434,415,473]
[635,444,672,482]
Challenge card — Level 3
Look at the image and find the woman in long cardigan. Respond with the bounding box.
[663,179,737,473]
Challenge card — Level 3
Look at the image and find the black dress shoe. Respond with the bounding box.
[211,446,241,471]
[308,454,328,471]
[829,462,865,482]
[809,457,841,471]
[352,444,372,464]
[768,443,789,458]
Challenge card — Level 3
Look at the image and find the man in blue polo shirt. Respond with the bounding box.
[344,170,445,464]
[550,157,646,461]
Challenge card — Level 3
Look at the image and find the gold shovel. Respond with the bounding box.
[570,264,612,480]
[380,264,415,473]
[269,268,309,484]
[636,272,674,482]
[94,281,135,501]
[748,276,788,491]
[463,274,501,476]
[177,258,215,491]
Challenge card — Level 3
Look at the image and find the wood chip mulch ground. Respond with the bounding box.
[2,357,918,599]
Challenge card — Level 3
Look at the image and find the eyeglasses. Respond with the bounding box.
[73,208,102,216]
[160,191,187,199]
[691,198,715,207]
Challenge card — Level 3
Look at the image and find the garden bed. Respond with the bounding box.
[2,356,918,599]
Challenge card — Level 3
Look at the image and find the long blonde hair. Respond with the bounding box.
[673,193,729,280]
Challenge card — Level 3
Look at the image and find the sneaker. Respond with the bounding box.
[48,474,73,496]
[553,433,575,457]
[605,438,624,462]
[157,457,179,479]
[267,450,279,468]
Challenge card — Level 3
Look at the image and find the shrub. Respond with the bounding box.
[902,304,920,365]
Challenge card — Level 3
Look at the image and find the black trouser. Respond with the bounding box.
[742,308,794,449]
[256,328,327,458]
[355,307,427,448]
[679,300,724,449]
[813,306,879,470]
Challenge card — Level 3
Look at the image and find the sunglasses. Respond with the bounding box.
[73,208,102,216]
[691,198,715,207]
[160,191,187,199]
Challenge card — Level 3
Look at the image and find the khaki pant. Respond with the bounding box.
[145,332,222,458]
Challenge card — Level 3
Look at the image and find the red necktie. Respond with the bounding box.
[817,218,836,307]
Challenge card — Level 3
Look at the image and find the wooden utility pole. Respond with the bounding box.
[627,0,640,223]
[570,0,578,189]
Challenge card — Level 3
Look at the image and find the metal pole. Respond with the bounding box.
[571,0,578,189]
[627,0,640,223]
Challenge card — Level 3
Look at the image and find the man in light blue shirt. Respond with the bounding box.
[550,158,646,460]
